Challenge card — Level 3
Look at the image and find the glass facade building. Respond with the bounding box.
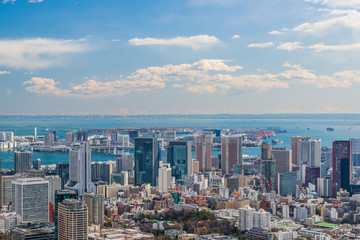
[167,141,192,180]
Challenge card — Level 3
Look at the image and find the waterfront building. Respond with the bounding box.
[195,132,213,172]
[134,137,159,186]
[54,189,78,238]
[58,199,87,240]
[167,141,192,179]
[65,141,96,195]
[5,132,13,142]
[116,152,133,173]
[65,131,76,146]
[82,192,104,225]
[158,161,172,193]
[332,141,351,197]
[14,150,31,174]
[44,132,55,146]
[221,136,242,175]
[12,178,49,223]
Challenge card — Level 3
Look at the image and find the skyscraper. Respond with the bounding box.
[44,132,55,146]
[14,150,31,174]
[33,158,41,170]
[277,172,297,196]
[221,136,242,175]
[58,199,87,240]
[167,141,192,179]
[45,175,61,223]
[65,131,76,146]
[116,152,133,173]
[299,139,321,167]
[65,141,96,195]
[56,163,69,189]
[195,132,213,172]
[291,136,311,166]
[82,192,104,225]
[158,161,172,193]
[54,190,78,239]
[134,137,159,186]
[332,141,351,197]
[238,205,255,231]
[272,147,291,191]
[12,178,49,223]
[91,162,113,184]
[260,144,275,191]
[261,143,272,160]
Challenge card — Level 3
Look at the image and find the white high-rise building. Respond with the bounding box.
[221,135,242,175]
[34,127,37,141]
[65,131,76,146]
[5,132,13,142]
[238,205,255,231]
[65,141,96,195]
[299,139,321,167]
[253,208,271,229]
[294,206,308,222]
[158,161,171,193]
[45,175,61,204]
[282,205,290,219]
[0,132,5,142]
[11,178,49,223]
[116,152,133,173]
[44,132,55,146]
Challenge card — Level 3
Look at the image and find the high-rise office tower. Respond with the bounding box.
[0,174,21,207]
[305,166,320,187]
[261,143,272,160]
[12,178,49,223]
[221,136,242,175]
[158,139,167,163]
[65,141,96,195]
[299,139,321,167]
[128,130,139,142]
[116,152,133,173]
[332,141,351,197]
[33,158,41,170]
[195,132,213,172]
[76,130,88,142]
[277,172,297,196]
[0,132,5,142]
[322,146,333,170]
[158,161,172,192]
[167,141,192,179]
[14,150,31,174]
[56,163,69,189]
[317,176,332,198]
[91,162,112,184]
[291,136,311,166]
[134,137,159,186]
[54,189,78,239]
[5,132,13,142]
[82,192,104,225]
[272,147,292,191]
[350,138,360,181]
[45,175,61,223]
[44,132,55,146]
[163,130,176,142]
[58,199,87,240]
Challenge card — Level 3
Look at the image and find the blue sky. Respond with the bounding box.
[1,0,360,115]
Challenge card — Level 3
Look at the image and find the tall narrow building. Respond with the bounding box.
[167,141,192,179]
[58,199,87,240]
[134,137,159,186]
[272,147,291,191]
[65,141,96,195]
[221,136,242,175]
[14,150,31,174]
[332,141,351,197]
[158,161,172,193]
[290,136,311,166]
[195,132,213,172]
[82,192,104,225]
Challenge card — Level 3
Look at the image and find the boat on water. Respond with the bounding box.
[326,127,334,131]
[306,127,310,130]
[271,139,284,145]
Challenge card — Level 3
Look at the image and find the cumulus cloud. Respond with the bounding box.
[0,38,89,69]
[247,42,274,48]
[277,42,303,51]
[23,60,360,98]
[268,30,283,35]
[128,35,221,50]
[28,0,44,2]
[0,70,10,75]
[2,0,15,3]
[232,34,240,39]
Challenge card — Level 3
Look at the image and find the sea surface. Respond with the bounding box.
[1,114,360,170]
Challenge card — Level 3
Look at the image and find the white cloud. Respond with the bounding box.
[305,0,360,9]
[277,42,303,51]
[247,42,274,48]
[2,0,15,3]
[7,89,11,95]
[28,0,44,2]
[0,70,10,75]
[23,77,70,96]
[0,38,89,69]
[111,39,122,42]
[268,30,283,35]
[232,34,240,39]
[128,35,221,50]
[309,42,360,51]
